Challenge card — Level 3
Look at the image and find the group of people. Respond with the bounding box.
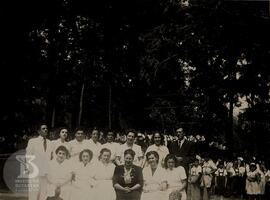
[25,124,270,200]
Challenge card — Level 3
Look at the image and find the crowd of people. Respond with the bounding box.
[24,124,270,200]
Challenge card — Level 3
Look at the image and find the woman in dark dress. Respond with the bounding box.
[113,149,143,200]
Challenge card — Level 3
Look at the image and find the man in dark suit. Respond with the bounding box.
[168,127,196,175]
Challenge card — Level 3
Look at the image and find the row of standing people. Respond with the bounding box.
[27,126,195,170]
[187,155,270,200]
[27,124,270,200]
[26,125,195,200]
[44,145,270,200]
[28,144,188,200]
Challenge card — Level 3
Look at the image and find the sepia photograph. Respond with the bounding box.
[1,0,270,200]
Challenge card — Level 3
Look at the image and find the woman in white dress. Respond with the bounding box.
[142,151,168,200]
[92,148,116,200]
[71,149,95,200]
[164,154,187,200]
[46,145,72,200]
[144,132,169,167]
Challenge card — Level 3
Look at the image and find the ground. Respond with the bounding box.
[0,193,244,200]
[0,192,27,200]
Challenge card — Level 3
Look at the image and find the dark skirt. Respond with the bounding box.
[231,176,245,196]
[215,176,226,195]
[116,190,141,200]
[265,182,270,198]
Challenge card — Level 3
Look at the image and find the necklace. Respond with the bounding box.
[124,166,133,184]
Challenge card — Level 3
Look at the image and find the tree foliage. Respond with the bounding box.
[1,0,270,154]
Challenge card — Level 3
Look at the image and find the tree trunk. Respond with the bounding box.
[228,71,235,150]
[228,92,234,144]
[161,114,165,132]
[78,83,85,127]
[51,105,56,128]
[108,85,112,129]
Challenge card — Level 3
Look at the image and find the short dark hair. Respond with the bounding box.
[98,148,111,160]
[126,129,137,137]
[37,122,47,130]
[151,132,164,145]
[79,149,93,162]
[146,151,159,163]
[106,130,115,137]
[92,128,100,135]
[58,127,68,133]
[55,145,69,156]
[176,127,185,133]
[124,149,136,159]
[37,124,48,133]
[164,154,177,169]
[74,127,85,134]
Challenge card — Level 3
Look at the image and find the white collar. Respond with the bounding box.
[178,138,186,144]
[125,142,134,148]
[57,138,66,143]
[38,135,46,140]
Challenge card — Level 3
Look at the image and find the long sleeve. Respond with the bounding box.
[26,139,34,155]
[113,166,122,186]
[137,167,144,189]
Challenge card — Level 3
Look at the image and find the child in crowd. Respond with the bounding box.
[257,161,267,199]
[200,153,217,200]
[214,161,227,200]
[188,159,202,200]
[264,164,270,199]
[246,163,261,200]
[229,159,246,198]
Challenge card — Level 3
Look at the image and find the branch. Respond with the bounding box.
[154,54,178,77]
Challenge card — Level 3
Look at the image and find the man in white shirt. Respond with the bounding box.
[26,124,52,200]
[116,130,143,167]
